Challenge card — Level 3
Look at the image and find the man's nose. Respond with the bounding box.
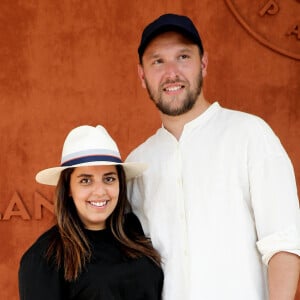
[163,61,180,80]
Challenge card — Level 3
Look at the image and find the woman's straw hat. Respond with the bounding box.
[36,125,147,186]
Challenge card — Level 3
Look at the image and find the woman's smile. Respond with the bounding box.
[70,165,119,230]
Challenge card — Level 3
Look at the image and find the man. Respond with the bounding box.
[126,13,300,299]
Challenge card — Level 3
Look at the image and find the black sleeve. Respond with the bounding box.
[18,234,67,300]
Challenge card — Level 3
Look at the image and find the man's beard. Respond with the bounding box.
[144,71,203,116]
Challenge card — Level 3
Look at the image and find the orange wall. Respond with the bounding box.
[0,1,299,299]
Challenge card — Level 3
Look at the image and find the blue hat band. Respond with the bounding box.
[61,155,122,167]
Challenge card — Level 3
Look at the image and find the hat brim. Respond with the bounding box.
[36,161,147,186]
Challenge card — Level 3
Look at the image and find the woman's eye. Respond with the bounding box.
[104,176,117,184]
[79,178,91,185]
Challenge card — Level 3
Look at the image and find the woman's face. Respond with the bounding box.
[69,165,119,230]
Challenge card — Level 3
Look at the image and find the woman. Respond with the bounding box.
[18,125,163,300]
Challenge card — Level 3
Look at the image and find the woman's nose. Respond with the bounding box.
[93,181,106,196]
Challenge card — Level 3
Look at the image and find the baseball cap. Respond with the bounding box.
[138,14,204,60]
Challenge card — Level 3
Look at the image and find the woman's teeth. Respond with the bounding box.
[90,201,107,207]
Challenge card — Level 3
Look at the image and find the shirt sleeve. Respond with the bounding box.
[247,117,300,265]
[256,225,300,264]
[18,244,66,300]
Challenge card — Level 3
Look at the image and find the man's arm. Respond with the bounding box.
[268,251,300,300]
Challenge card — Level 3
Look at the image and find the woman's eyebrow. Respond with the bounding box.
[76,172,117,178]
[76,174,93,178]
[103,172,118,176]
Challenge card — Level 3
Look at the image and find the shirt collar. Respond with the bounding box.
[184,101,220,132]
[160,101,221,140]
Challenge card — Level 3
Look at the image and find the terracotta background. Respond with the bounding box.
[0,0,299,299]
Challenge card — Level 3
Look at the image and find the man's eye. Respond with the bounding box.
[152,59,163,65]
[179,54,189,60]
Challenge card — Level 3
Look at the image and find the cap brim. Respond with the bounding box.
[36,161,147,186]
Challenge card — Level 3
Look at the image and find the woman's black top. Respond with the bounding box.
[18,214,163,300]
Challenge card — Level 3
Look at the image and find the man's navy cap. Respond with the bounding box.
[138,14,204,60]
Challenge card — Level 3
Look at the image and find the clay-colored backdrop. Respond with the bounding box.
[0,1,299,299]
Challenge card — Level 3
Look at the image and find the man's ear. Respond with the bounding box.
[201,52,208,77]
[137,64,147,89]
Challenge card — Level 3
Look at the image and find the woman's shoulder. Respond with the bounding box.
[18,225,64,299]
[20,225,59,262]
[124,212,145,236]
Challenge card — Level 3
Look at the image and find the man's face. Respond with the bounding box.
[138,31,205,116]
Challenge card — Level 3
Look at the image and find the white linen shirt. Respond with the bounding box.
[126,102,300,300]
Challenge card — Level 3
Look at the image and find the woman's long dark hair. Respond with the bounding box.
[46,165,161,281]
